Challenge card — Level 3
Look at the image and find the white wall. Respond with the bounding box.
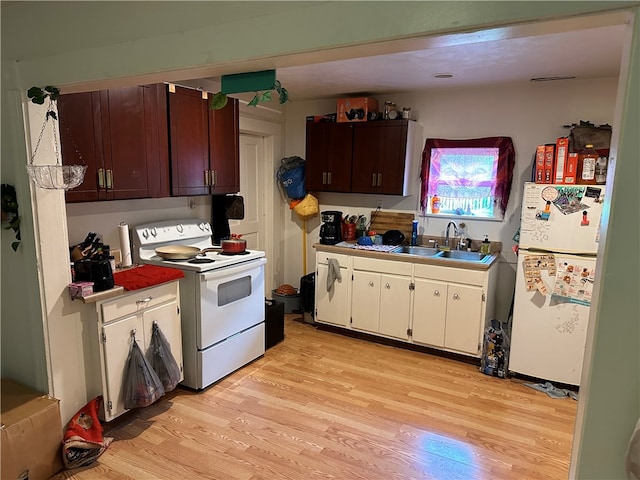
[283,77,618,321]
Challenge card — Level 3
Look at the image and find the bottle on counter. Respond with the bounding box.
[411,220,418,246]
[480,235,491,254]
[577,144,598,185]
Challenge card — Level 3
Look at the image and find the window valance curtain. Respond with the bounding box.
[419,137,515,216]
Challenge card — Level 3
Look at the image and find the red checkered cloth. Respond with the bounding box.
[114,264,184,291]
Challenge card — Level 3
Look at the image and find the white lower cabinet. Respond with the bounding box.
[315,252,350,326]
[351,257,412,340]
[96,281,183,421]
[412,279,484,355]
[314,248,497,359]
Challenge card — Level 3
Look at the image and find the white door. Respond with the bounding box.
[351,271,381,333]
[232,134,272,294]
[378,274,411,339]
[443,283,483,355]
[412,278,447,347]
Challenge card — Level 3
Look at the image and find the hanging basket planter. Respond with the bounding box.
[26,87,87,191]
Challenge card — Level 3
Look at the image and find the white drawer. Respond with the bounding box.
[353,256,412,276]
[316,252,349,268]
[414,263,485,286]
[100,281,179,323]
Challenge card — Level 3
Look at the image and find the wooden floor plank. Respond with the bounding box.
[51,316,577,480]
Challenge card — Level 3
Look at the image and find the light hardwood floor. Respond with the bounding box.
[52,315,577,480]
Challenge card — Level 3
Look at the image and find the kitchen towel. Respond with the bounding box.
[114,265,184,291]
[326,258,342,292]
[118,222,132,267]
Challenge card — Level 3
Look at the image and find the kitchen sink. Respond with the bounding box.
[434,250,491,262]
[392,246,441,257]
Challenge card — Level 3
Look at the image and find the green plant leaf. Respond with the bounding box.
[278,87,289,105]
[260,91,272,103]
[44,86,60,100]
[27,87,42,99]
[247,94,260,107]
[209,91,228,110]
[11,241,20,252]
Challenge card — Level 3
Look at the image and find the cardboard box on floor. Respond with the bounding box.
[1,379,64,480]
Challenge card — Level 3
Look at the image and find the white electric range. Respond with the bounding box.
[133,219,267,389]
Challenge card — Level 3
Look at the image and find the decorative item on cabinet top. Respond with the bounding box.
[26,86,87,191]
[210,69,290,109]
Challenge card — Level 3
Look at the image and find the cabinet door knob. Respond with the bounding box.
[368,281,374,287]
[204,170,210,186]
[453,293,460,300]
[434,290,440,296]
[211,170,217,186]
[105,169,113,189]
[377,173,382,186]
[322,172,327,185]
[327,172,332,185]
[385,283,390,289]
[97,168,105,189]
[372,174,376,187]
[136,296,153,304]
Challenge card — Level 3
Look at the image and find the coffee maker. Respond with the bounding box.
[319,210,343,245]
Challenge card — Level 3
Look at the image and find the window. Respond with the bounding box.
[420,137,515,220]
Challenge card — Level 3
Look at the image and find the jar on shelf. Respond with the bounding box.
[383,101,396,120]
[577,144,598,185]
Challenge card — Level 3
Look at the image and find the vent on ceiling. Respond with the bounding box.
[530,76,576,82]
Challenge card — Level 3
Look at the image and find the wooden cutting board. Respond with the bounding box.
[369,211,415,241]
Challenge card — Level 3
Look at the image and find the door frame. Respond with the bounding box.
[239,115,285,297]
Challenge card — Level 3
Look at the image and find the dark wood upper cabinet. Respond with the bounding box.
[351,120,409,195]
[208,98,240,194]
[167,85,210,196]
[58,91,104,202]
[305,119,420,195]
[168,85,240,196]
[58,84,169,202]
[305,122,353,192]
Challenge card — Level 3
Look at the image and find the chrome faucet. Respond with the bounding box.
[444,221,458,247]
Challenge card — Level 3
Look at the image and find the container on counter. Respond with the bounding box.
[595,154,608,185]
[576,144,598,185]
[480,235,491,254]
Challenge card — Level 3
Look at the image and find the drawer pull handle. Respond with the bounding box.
[385,283,390,289]
[327,172,332,185]
[434,290,440,296]
[136,296,153,304]
[372,174,376,187]
[453,293,460,300]
[368,281,374,287]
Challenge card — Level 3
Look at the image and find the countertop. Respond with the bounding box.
[314,243,499,271]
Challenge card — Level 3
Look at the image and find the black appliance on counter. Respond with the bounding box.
[74,258,114,292]
[319,210,342,245]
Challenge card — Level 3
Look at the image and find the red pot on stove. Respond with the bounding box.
[221,235,247,254]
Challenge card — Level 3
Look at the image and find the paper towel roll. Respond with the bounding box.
[118,222,132,267]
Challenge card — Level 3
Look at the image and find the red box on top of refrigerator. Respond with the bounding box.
[554,137,570,184]
[544,144,555,184]
[535,145,545,183]
[336,97,379,123]
[563,153,579,184]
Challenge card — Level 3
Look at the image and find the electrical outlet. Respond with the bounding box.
[376,200,383,209]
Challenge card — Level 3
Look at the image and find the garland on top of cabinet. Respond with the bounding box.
[1,183,21,251]
[210,79,290,110]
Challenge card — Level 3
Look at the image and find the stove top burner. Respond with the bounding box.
[188,258,215,264]
[219,250,251,256]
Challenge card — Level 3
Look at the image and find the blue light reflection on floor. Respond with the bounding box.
[417,432,479,480]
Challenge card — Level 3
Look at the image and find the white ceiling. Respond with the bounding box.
[201,13,628,102]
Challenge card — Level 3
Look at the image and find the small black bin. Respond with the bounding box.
[299,272,316,324]
[265,299,285,349]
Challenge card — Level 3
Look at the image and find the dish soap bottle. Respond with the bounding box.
[431,194,441,214]
[480,235,491,254]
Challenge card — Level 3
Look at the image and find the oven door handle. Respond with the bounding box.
[200,257,267,281]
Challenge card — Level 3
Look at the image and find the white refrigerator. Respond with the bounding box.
[509,182,605,386]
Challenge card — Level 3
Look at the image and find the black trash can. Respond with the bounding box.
[299,272,316,324]
[265,299,284,349]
